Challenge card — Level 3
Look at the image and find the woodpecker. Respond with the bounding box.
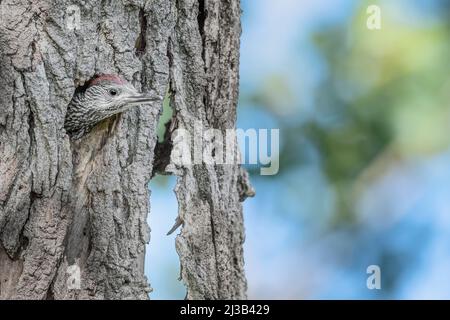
[65,74,160,139]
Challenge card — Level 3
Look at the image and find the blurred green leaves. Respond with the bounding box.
[244,74,299,116]
[243,0,450,226]
[157,91,173,143]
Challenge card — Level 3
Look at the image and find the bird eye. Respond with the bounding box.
[109,89,118,96]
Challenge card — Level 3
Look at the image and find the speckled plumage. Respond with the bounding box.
[64,74,160,139]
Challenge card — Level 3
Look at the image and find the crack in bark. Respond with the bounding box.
[152,121,174,176]
[197,0,207,64]
[135,8,147,58]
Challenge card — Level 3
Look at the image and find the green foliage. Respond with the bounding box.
[245,1,450,226]
[157,91,173,143]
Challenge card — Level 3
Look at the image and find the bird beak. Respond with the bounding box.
[124,92,162,105]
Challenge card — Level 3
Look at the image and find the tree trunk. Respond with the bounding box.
[0,0,250,299]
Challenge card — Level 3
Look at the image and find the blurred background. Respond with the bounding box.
[146,0,450,299]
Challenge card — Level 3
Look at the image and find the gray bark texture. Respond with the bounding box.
[0,0,251,300]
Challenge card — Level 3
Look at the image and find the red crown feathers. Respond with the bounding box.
[88,74,125,86]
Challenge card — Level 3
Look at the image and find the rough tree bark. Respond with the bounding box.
[0,0,251,300]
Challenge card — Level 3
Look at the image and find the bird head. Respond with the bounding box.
[65,74,161,138]
[84,74,160,115]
